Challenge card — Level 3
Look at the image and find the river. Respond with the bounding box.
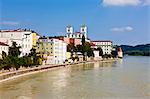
[0,56,150,99]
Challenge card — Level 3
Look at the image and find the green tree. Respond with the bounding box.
[111,50,117,58]
[81,35,85,46]
[84,43,94,57]
[97,47,103,56]
[29,48,37,65]
[81,35,86,60]
[8,42,21,57]
[76,45,82,52]
[2,51,7,60]
[5,42,21,70]
[67,44,77,57]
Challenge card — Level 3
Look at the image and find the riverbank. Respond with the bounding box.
[0,59,118,83]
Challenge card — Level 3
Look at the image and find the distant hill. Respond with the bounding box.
[118,44,150,56]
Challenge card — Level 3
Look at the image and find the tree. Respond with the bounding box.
[29,48,36,65]
[8,42,21,57]
[67,44,77,58]
[76,45,82,52]
[97,47,103,56]
[3,42,22,70]
[81,35,86,60]
[84,43,94,57]
[29,48,40,66]
[81,35,85,46]
[111,50,117,58]
[2,51,7,60]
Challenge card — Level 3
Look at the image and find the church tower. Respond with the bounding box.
[80,25,87,38]
[66,25,73,34]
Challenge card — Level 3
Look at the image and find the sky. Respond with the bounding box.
[0,0,150,45]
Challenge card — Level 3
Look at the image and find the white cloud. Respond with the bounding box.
[110,26,133,32]
[103,0,141,6]
[0,21,20,26]
[125,26,133,31]
[143,0,150,6]
[102,0,150,6]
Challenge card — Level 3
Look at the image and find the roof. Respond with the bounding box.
[67,25,72,28]
[0,29,27,32]
[75,32,81,34]
[0,42,9,46]
[81,24,87,27]
[92,40,112,43]
[0,29,38,34]
[89,42,96,46]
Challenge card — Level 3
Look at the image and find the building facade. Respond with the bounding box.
[0,29,38,57]
[66,25,90,43]
[37,38,67,64]
[0,42,9,59]
[91,41,113,55]
[60,37,81,46]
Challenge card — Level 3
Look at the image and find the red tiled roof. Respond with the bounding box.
[89,42,96,46]
[0,42,9,46]
[74,32,81,34]
[0,30,24,32]
[0,29,35,33]
[85,42,96,46]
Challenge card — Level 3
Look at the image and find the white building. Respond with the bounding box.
[0,29,38,57]
[52,39,67,64]
[0,42,9,59]
[91,41,113,55]
[37,38,67,64]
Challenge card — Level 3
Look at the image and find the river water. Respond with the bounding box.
[0,56,150,99]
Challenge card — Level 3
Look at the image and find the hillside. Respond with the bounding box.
[119,44,150,56]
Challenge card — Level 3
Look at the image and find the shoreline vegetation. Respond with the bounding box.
[119,44,150,56]
[0,58,117,83]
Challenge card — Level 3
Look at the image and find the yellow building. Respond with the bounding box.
[32,32,37,48]
[36,38,67,65]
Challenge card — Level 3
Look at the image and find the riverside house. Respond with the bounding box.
[0,29,39,57]
[36,37,67,65]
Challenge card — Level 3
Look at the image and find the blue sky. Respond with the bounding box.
[0,0,150,45]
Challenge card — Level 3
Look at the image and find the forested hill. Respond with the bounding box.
[119,44,150,56]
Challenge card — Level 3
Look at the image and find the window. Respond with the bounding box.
[82,29,84,32]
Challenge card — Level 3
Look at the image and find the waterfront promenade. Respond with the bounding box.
[0,59,116,83]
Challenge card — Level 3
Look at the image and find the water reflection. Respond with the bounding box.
[0,56,149,99]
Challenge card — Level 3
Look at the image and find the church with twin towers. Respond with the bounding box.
[66,25,88,39]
